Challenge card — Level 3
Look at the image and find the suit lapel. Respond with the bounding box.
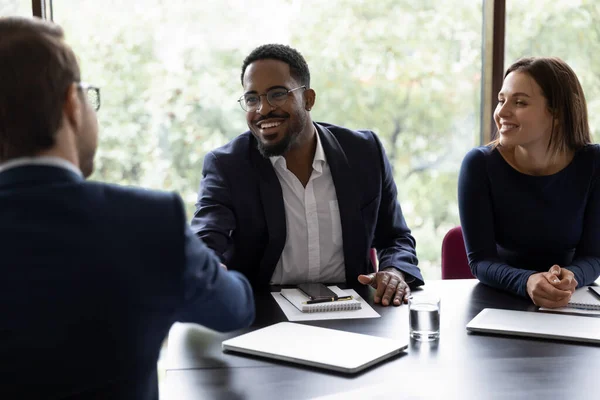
[249,140,287,284]
[317,124,369,282]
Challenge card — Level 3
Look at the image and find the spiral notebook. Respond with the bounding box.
[568,286,600,309]
[280,286,362,313]
[539,286,600,315]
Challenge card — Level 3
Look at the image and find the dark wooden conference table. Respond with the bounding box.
[164,279,600,400]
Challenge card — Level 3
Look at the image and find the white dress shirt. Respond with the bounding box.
[0,156,83,177]
[269,131,345,285]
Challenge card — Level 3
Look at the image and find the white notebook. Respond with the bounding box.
[222,322,407,373]
[567,286,600,310]
[280,286,361,313]
[539,286,600,314]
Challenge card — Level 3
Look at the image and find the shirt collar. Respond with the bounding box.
[311,128,326,173]
[0,156,83,177]
[269,128,326,171]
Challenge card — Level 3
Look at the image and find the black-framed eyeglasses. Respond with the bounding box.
[77,82,101,112]
[237,86,306,112]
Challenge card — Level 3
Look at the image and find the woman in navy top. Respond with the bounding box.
[458,57,600,308]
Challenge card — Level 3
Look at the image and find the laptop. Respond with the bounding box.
[222,322,407,373]
[466,308,600,344]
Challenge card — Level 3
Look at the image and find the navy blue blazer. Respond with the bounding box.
[0,165,254,400]
[192,122,423,287]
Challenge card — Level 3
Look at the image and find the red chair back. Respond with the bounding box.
[441,226,473,279]
[370,248,378,272]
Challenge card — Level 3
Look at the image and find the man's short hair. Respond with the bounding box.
[0,17,81,162]
[240,44,310,88]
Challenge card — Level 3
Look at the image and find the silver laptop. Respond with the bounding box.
[466,308,600,344]
[222,322,407,373]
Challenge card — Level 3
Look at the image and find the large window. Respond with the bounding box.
[506,0,600,141]
[50,0,484,279]
[0,0,34,16]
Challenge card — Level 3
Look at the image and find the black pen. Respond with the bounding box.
[588,286,600,302]
[305,295,353,305]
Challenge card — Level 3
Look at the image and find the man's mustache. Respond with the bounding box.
[255,112,289,122]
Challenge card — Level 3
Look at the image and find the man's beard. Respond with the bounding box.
[254,112,307,158]
[256,130,295,157]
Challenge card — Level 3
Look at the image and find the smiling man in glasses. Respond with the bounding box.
[193,44,424,306]
[0,17,254,400]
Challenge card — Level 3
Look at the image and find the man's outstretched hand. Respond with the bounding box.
[358,268,411,306]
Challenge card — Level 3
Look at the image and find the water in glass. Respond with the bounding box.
[409,300,440,341]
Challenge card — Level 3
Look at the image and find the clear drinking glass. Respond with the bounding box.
[409,294,441,341]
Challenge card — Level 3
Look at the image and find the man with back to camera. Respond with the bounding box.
[0,17,254,400]
[192,44,424,306]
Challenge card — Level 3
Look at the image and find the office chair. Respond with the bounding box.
[441,226,473,279]
[370,248,378,271]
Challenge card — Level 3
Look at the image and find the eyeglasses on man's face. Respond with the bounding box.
[237,86,306,112]
[77,82,101,112]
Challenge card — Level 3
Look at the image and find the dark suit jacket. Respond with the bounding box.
[0,165,254,400]
[191,122,423,288]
